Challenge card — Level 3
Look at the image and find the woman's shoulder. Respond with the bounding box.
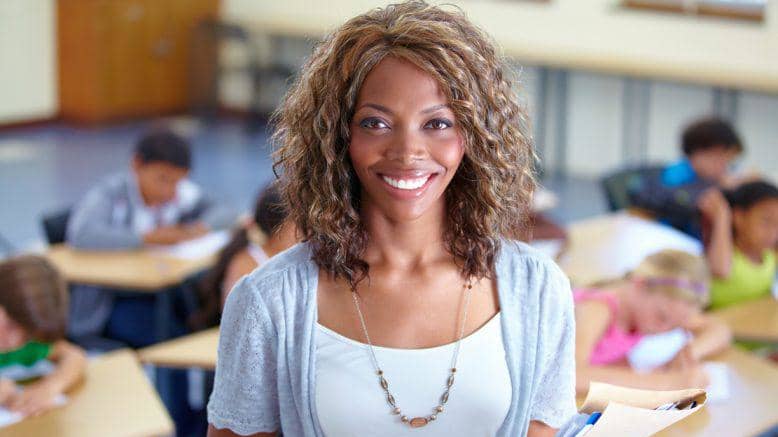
[225,242,315,312]
[497,239,568,284]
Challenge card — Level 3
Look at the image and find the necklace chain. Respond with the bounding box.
[350,280,473,428]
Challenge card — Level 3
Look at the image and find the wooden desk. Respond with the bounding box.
[139,327,219,370]
[656,348,778,437]
[46,244,214,291]
[710,297,778,344]
[4,350,174,437]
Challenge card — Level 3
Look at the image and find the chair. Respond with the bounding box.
[600,165,665,212]
[41,208,72,245]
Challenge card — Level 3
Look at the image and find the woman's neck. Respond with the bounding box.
[361,199,450,272]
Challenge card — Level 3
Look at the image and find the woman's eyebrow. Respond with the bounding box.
[355,103,394,116]
[354,103,451,116]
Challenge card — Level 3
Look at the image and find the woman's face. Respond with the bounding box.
[0,308,27,352]
[348,57,464,223]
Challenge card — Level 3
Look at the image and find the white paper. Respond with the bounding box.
[151,230,230,260]
[702,362,730,403]
[628,328,690,373]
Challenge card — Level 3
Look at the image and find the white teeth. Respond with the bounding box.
[381,175,430,190]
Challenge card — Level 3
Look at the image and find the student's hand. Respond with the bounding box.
[697,188,730,223]
[667,346,709,389]
[143,224,205,245]
[7,380,61,417]
[182,222,209,239]
[0,378,17,405]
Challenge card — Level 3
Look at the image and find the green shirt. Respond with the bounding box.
[0,342,52,368]
[710,249,776,310]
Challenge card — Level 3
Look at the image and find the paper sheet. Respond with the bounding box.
[628,328,690,373]
[702,362,730,403]
[151,230,230,260]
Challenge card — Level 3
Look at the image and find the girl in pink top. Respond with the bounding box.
[574,250,732,396]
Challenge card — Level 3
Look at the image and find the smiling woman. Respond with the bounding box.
[207,2,576,437]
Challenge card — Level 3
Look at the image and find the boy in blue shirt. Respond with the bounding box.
[632,117,744,239]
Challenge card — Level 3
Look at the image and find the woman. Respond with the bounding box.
[208,2,575,436]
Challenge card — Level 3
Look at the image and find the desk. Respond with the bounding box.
[710,297,778,344]
[139,327,219,370]
[3,350,174,437]
[656,348,778,437]
[46,244,215,291]
[557,212,702,286]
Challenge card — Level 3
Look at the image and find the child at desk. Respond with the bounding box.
[631,117,749,239]
[575,250,731,395]
[0,256,86,417]
[189,183,298,329]
[65,129,235,347]
[701,180,778,310]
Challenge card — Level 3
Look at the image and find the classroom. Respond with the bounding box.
[0,0,776,436]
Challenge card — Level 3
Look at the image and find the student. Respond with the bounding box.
[631,117,744,238]
[575,250,731,395]
[208,2,575,436]
[188,183,298,330]
[65,129,236,347]
[701,180,778,310]
[0,256,86,417]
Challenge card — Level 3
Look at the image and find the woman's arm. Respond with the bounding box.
[207,425,276,437]
[528,420,557,437]
[685,314,732,360]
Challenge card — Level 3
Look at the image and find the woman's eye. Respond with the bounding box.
[359,118,388,129]
[425,118,453,130]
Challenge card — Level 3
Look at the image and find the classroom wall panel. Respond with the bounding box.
[0,0,57,124]
[645,82,715,164]
[565,73,624,176]
[737,92,778,178]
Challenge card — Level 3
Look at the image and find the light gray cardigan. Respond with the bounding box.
[208,240,577,436]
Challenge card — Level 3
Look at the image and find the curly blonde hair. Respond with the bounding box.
[272,1,536,288]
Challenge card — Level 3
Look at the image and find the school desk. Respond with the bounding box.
[656,347,778,437]
[710,297,778,344]
[46,244,215,290]
[3,349,174,437]
[139,327,219,370]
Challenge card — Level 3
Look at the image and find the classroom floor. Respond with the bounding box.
[0,116,607,253]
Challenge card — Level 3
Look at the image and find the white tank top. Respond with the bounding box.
[315,313,511,436]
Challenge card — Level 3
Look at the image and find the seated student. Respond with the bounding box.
[701,180,778,310]
[188,183,298,330]
[575,250,731,395]
[0,256,86,417]
[631,117,745,238]
[65,129,235,347]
